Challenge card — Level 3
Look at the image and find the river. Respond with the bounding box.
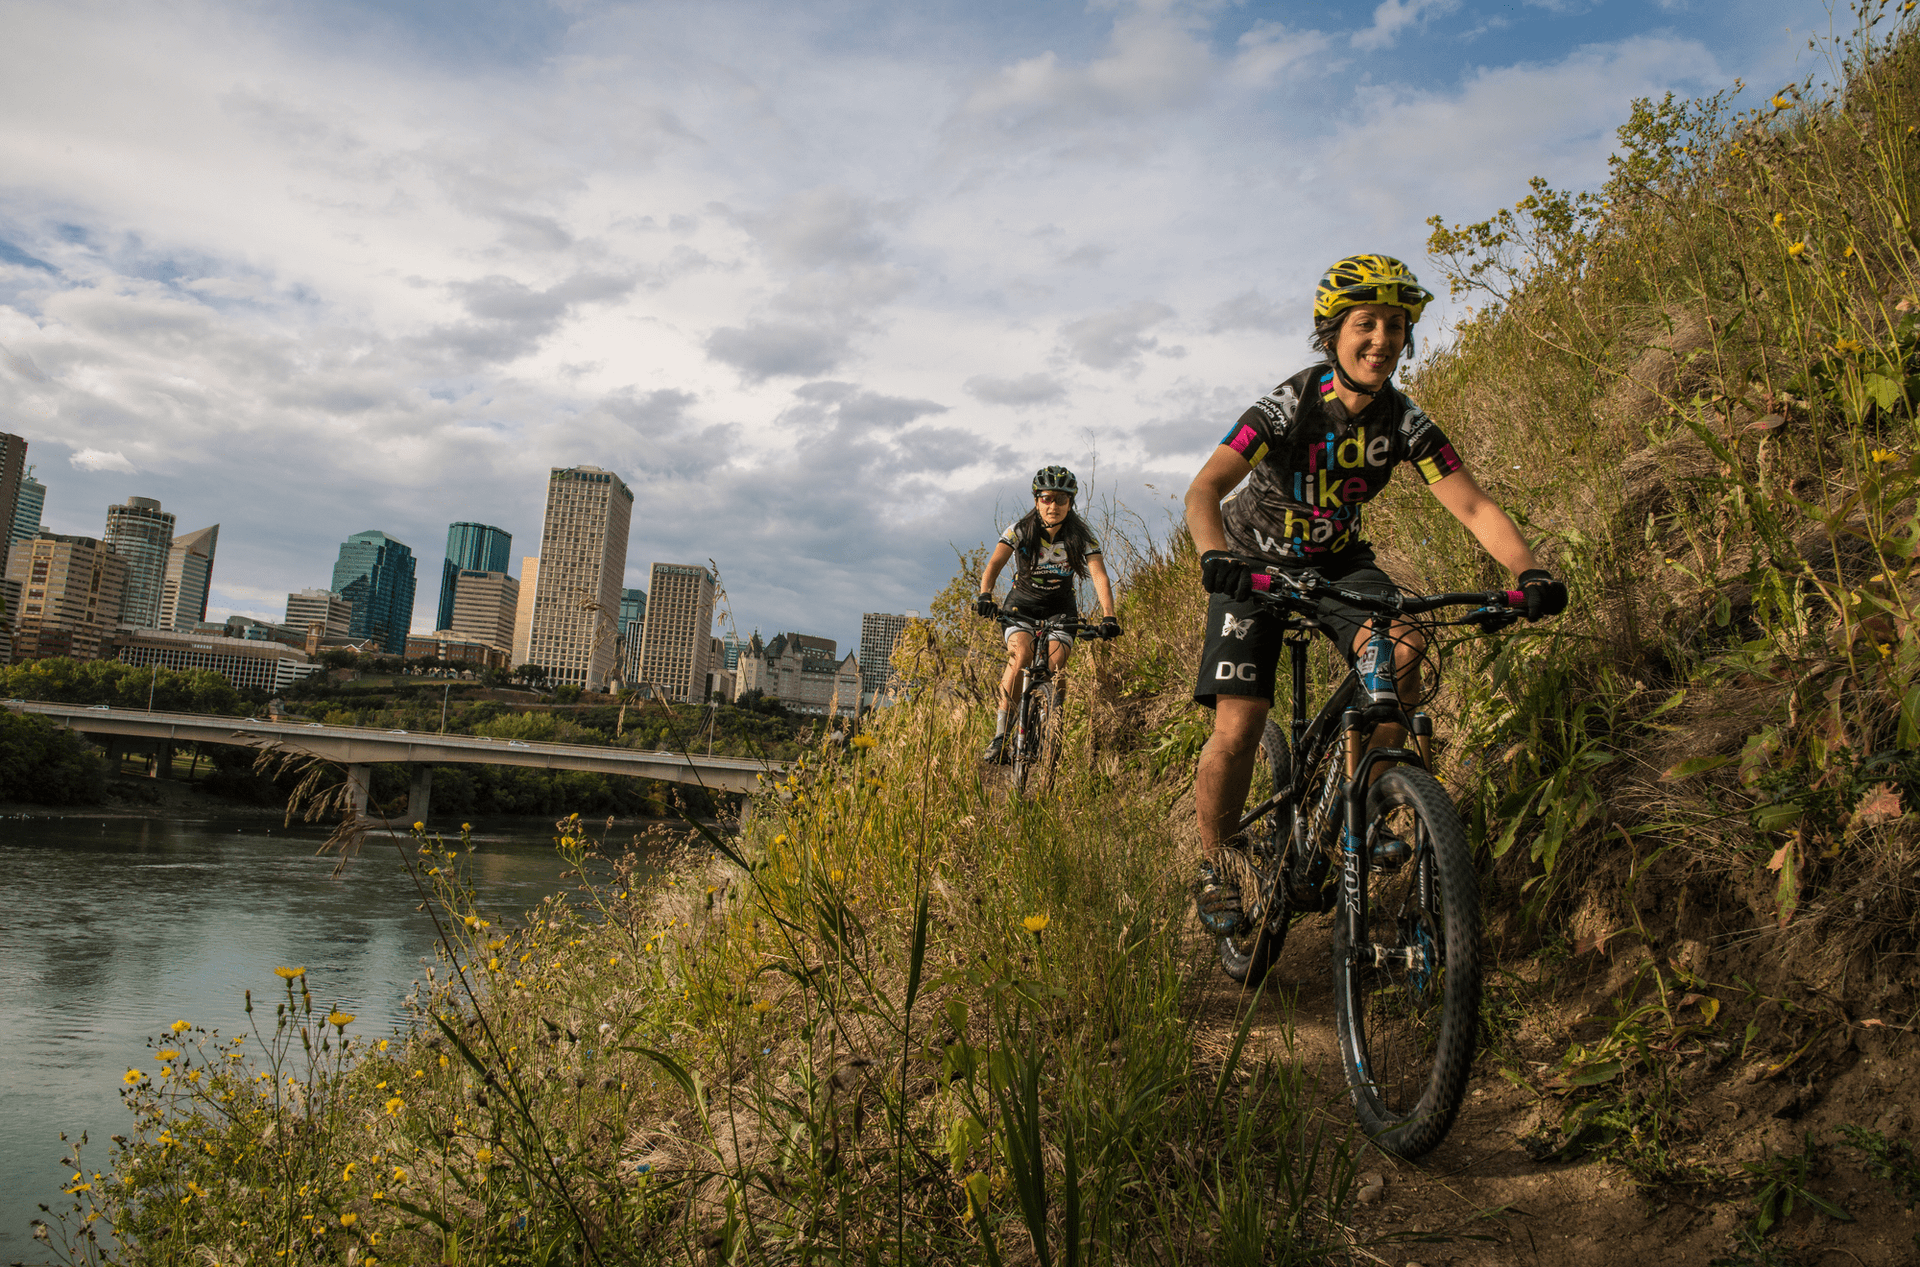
[0,812,645,1260]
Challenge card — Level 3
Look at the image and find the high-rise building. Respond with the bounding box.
[525,467,632,689]
[286,588,353,637]
[858,611,919,705]
[618,587,647,686]
[719,632,751,672]
[11,464,44,545]
[6,532,131,662]
[511,556,539,668]
[436,522,512,632]
[159,524,219,631]
[103,496,177,629]
[637,562,716,702]
[448,570,519,653]
[329,530,417,656]
[0,434,26,579]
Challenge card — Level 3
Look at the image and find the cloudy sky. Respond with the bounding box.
[0,0,1835,654]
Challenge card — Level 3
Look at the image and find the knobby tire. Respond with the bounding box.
[1331,765,1480,1159]
[1010,674,1058,796]
[1219,718,1294,986]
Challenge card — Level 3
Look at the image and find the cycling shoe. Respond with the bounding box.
[1194,863,1248,936]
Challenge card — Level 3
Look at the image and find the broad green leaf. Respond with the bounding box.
[1663,754,1733,781]
[1774,841,1801,926]
[1753,801,1805,831]
[1864,372,1903,411]
[1569,1060,1625,1087]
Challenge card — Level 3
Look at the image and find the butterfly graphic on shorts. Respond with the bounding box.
[1221,613,1255,640]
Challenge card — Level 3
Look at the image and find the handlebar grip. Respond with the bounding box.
[1505,590,1525,605]
[1250,573,1273,593]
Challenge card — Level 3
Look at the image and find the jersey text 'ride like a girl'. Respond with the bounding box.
[1218,364,1462,564]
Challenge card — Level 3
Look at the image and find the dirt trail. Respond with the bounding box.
[1189,919,1920,1266]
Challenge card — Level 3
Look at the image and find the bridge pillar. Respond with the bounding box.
[345,764,371,819]
[407,765,433,826]
[102,736,124,773]
[153,741,174,779]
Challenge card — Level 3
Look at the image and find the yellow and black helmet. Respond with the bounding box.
[1313,254,1433,325]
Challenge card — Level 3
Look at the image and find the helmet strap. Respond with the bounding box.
[1330,354,1384,400]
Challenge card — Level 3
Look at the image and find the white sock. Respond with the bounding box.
[994,709,1010,736]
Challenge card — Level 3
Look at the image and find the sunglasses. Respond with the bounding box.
[1035,492,1072,505]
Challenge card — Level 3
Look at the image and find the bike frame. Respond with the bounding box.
[1003,615,1102,780]
[1232,576,1522,972]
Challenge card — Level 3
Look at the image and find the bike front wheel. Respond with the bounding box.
[1009,677,1058,796]
[1219,718,1294,986]
[1330,766,1480,1159]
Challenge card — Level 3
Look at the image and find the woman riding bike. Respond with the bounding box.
[976,465,1120,763]
[1184,254,1567,935]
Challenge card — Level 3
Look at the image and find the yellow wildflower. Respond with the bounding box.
[488,958,501,971]
[1837,338,1863,354]
[342,1163,356,1182]
[157,1048,180,1061]
[384,1097,404,1116]
[1788,241,1807,257]
[850,733,877,749]
[377,1039,389,1052]
[1845,245,1857,258]
[169,1020,191,1034]
[1772,212,1786,227]
[1023,913,1051,933]
[327,1011,354,1029]
[475,1148,493,1165]
[462,822,472,830]
[752,999,771,1014]
[340,1212,358,1227]
[1873,448,1899,463]
[412,821,424,830]
[1771,94,1790,109]
[463,915,479,928]
[122,1069,144,1085]
[274,966,306,980]
[829,869,845,883]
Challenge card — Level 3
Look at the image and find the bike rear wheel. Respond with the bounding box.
[1219,718,1294,986]
[1330,766,1480,1158]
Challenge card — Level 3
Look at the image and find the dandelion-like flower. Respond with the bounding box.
[169,1020,191,1034]
[412,821,424,831]
[752,999,771,1013]
[829,869,845,883]
[1788,241,1807,257]
[463,914,479,928]
[488,958,501,971]
[185,1181,206,1200]
[327,1011,354,1029]
[1771,94,1790,109]
[274,966,306,980]
[850,733,877,749]
[475,1148,493,1166]
[1873,448,1899,463]
[157,1048,180,1061]
[122,1069,145,1086]
[1023,913,1051,933]
[340,1212,358,1227]
[1772,212,1786,228]
[384,1096,404,1116]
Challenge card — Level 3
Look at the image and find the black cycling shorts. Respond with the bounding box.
[1191,561,1399,708]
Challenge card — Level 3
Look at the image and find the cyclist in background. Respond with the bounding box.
[1183,254,1566,935]
[976,465,1120,763]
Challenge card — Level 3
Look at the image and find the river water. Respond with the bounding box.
[0,813,628,1260]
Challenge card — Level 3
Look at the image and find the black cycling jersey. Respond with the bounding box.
[1218,364,1463,565]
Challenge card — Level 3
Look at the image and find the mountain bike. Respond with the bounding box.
[1216,568,1526,1158]
[998,615,1108,795]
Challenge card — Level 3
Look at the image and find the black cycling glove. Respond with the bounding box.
[1199,550,1254,602]
[974,593,999,618]
[1100,616,1122,640]
[1516,569,1568,622]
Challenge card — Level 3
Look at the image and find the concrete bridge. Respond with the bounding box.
[9,700,779,821]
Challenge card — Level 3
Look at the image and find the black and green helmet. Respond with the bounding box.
[1032,465,1078,497]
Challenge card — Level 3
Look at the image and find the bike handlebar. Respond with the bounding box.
[1247,569,1524,622]
[997,614,1114,640]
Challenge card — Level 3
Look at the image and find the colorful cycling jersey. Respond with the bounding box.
[1218,364,1462,564]
[1001,521,1102,602]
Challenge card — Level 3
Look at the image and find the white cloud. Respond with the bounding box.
[1060,301,1175,371]
[1352,0,1462,52]
[70,448,138,473]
